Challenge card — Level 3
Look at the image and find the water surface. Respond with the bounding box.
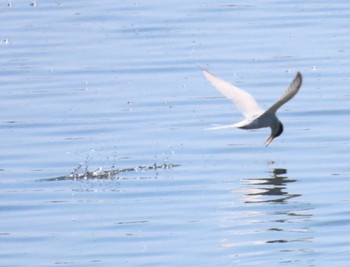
[1,1,350,266]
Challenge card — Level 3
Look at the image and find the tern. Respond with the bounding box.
[203,69,302,146]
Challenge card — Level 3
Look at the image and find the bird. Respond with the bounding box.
[202,69,303,146]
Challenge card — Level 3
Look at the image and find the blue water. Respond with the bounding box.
[1,1,350,266]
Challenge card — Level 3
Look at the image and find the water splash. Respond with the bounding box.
[39,163,179,182]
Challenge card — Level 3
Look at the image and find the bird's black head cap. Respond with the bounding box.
[275,122,284,138]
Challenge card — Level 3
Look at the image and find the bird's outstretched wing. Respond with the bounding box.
[202,69,264,119]
[265,72,302,115]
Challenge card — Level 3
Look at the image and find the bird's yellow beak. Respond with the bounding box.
[265,135,274,146]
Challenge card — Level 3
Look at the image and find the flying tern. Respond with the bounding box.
[203,69,303,146]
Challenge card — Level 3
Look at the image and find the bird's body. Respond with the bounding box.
[203,69,302,146]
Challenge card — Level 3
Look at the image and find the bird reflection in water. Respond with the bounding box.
[220,167,314,260]
[242,168,301,204]
[233,168,314,247]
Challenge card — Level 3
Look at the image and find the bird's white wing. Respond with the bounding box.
[264,72,302,115]
[203,69,264,118]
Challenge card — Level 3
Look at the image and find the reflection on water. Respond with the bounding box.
[221,168,314,264]
[243,168,301,204]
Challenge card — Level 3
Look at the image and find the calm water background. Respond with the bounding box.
[1,1,350,266]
